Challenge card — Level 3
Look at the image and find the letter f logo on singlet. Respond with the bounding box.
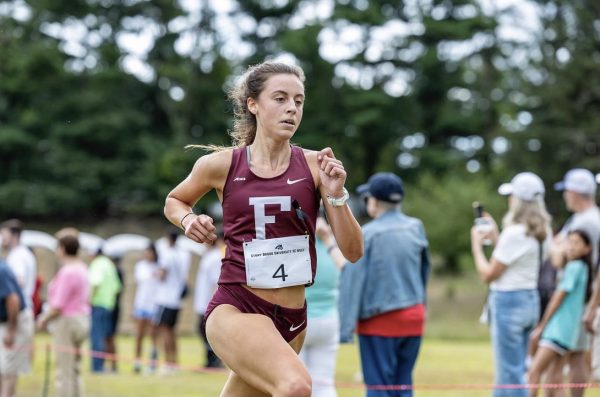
[249,196,291,240]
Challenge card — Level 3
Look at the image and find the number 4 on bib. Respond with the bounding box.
[243,235,311,288]
[272,264,288,282]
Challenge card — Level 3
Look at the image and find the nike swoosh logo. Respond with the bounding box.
[287,178,306,185]
[289,321,305,332]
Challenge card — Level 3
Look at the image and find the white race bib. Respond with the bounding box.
[243,235,311,288]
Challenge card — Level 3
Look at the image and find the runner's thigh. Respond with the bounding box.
[206,304,309,396]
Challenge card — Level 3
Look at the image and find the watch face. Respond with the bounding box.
[328,188,349,206]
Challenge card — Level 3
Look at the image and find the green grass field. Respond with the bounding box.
[17,274,600,396]
[19,335,600,397]
[21,335,497,397]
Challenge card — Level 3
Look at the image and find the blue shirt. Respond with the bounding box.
[339,209,430,343]
[305,239,339,318]
[0,261,26,322]
[542,259,588,349]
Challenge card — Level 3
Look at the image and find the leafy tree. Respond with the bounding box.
[403,172,506,273]
[509,0,600,181]
[1,0,598,272]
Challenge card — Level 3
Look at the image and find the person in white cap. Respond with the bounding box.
[471,172,552,397]
[550,168,600,389]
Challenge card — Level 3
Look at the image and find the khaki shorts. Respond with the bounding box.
[0,309,34,375]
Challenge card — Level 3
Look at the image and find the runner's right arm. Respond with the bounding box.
[164,150,231,244]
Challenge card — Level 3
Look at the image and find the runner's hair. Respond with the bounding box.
[187,61,305,152]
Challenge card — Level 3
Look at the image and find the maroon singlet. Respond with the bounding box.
[218,145,319,286]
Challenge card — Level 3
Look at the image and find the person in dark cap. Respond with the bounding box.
[339,172,430,397]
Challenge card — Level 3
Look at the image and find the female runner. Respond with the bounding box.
[164,61,363,397]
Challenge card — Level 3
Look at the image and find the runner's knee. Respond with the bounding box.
[274,374,311,397]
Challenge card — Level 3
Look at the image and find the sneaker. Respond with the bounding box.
[158,364,178,376]
[142,366,156,376]
[148,350,158,372]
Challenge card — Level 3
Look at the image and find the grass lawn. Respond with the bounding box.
[20,333,600,397]
[18,274,600,396]
[22,335,500,397]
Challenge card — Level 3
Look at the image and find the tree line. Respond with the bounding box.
[1,0,598,271]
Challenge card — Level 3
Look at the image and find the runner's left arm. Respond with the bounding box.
[314,147,363,263]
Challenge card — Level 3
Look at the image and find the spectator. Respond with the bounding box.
[31,275,43,320]
[106,256,124,373]
[37,234,90,397]
[339,172,430,397]
[193,228,224,369]
[88,250,122,373]
[0,259,33,397]
[299,216,342,397]
[470,172,552,397]
[153,231,190,373]
[550,168,600,392]
[0,219,37,317]
[132,244,160,374]
[528,230,593,397]
[0,219,36,382]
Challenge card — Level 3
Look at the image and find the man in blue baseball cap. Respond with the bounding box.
[356,172,405,203]
[339,172,430,397]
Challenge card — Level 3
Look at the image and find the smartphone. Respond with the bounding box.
[472,201,492,246]
[472,201,484,219]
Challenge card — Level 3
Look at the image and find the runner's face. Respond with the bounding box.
[249,73,305,141]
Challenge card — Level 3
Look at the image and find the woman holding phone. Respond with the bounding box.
[470,172,552,397]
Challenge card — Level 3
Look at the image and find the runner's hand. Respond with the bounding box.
[183,214,217,244]
[318,147,346,198]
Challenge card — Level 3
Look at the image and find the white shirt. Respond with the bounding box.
[133,259,160,313]
[193,246,223,314]
[491,224,550,291]
[7,244,37,307]
[155,245,191,309]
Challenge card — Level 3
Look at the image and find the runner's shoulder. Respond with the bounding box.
[301,148,319,165]
[194,148,233,174]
